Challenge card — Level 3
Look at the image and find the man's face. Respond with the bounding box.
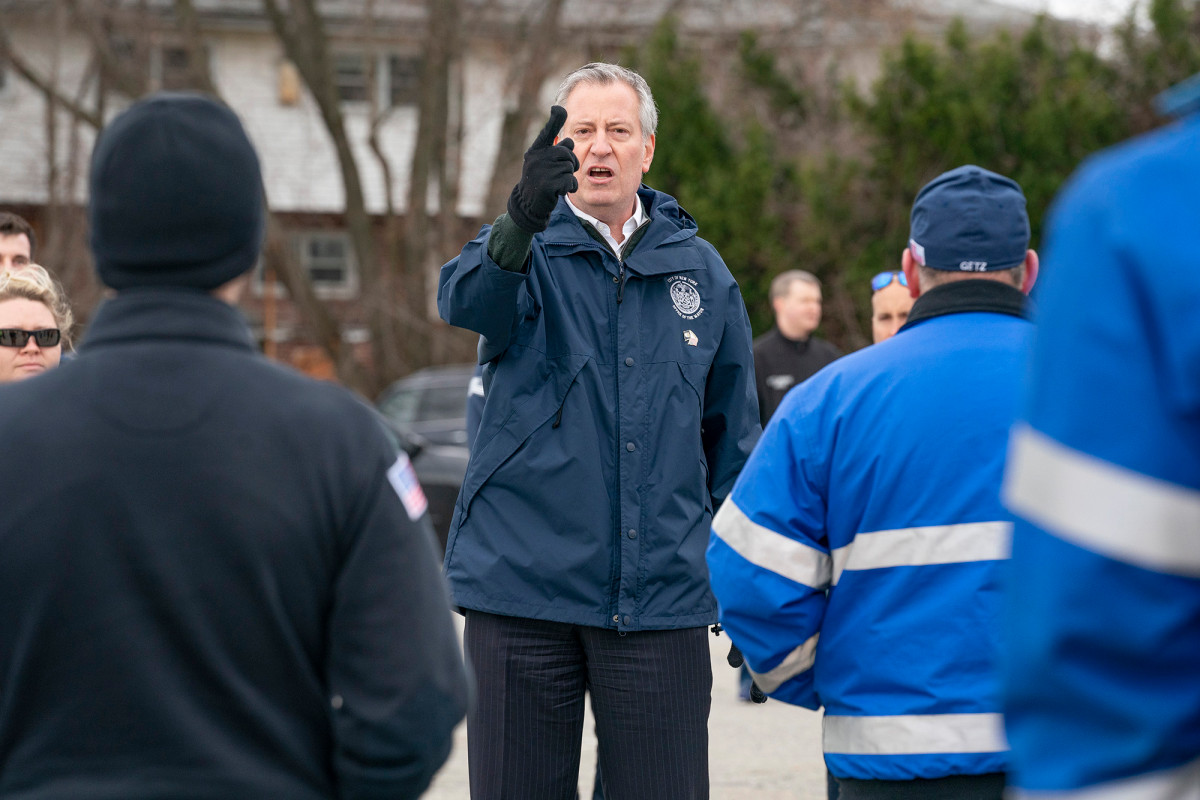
[774,280,822,340]
[0,234,32,273]
[871,280,914,343]
[559,81,655,230]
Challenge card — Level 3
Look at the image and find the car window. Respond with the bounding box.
[419,384,469,421]
[379,389,420,424]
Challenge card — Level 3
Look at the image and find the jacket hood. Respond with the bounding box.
[638,185,698,233]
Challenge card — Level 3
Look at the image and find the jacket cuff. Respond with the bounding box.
[486,214,534,273]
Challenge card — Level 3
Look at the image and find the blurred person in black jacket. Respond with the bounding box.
[753,269,840,424]
[0,93,469,800]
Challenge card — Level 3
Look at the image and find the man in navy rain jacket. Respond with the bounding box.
[708,165,1038,800]
[438,62,759,798]
[0,93,469,800]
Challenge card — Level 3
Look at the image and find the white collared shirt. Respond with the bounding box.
[565,196,647,258]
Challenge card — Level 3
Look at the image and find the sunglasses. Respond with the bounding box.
[870,271,908,292]
[0,328,62,348]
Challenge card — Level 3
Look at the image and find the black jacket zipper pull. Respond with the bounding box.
[616,265,626,304]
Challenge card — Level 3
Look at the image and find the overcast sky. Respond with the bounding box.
[1001,0,1143,25]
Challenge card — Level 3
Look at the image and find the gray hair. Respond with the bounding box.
[554,62,658,140]
[769,270,821,301]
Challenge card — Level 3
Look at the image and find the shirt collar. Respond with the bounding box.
[566,195,647,254]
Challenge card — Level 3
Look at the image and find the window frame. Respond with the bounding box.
[332,50,423,110]
[252,230,359,300]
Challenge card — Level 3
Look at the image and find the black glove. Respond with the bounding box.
[727,642,744,668]
[507,105,579,234]
[727,643,768,704]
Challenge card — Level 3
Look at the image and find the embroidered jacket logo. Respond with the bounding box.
[668,275,704,320]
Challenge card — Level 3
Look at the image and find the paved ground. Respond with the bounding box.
[424,619,827,799]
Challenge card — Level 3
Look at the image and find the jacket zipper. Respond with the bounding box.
[614,220,647,304]
[611,216,648,626]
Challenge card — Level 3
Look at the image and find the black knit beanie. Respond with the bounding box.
[89,92,265,290]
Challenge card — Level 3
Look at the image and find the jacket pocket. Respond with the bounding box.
[455,353,589,522]
[676,361,711,511]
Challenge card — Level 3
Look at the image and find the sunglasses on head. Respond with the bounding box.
[870,271,908,292]
[0,328,62,348]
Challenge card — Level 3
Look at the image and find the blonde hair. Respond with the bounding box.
[0,265,75,349]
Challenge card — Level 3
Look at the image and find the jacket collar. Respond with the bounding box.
[899,279,1030,333]
[543,186,702,277]
[80,287,257,353]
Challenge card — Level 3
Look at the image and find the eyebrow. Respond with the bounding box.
[570,117,634,128]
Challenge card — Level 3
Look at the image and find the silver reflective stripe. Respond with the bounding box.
[824,713,1006,756]
[1010,755,1200,800]
[830,522,1011,586]
[747,633,819,693]
[1005,424,1200,578]
[711,500,831,589]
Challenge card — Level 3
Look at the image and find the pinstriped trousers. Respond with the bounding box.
[463,611,712,800]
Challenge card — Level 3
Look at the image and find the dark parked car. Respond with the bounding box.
[376,364,475,554]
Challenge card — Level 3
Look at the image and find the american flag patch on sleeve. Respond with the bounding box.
[386,453,429,521]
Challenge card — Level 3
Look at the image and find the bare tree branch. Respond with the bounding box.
[0,21,104,129]
[61,0,149,99]
[398,0,459,362]
[264,0,406,394]
[483,0,566,218]
[173,0,218,95]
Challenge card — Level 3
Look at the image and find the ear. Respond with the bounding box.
[212,272,252,306]
[642,133,656,174]
[1020,249,1039,294]
[901,248,921,298]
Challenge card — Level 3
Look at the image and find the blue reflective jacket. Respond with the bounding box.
[709,281,1031,780]
[438,187,759,631]
[1003,112,1200,798]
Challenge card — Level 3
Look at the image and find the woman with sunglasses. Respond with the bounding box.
[0,264,73,383]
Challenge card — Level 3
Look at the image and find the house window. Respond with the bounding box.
[107,36,149,94]
[253,232,358,299]
[303,234,351,284]
[333,53,370,103]
[159,44,205,91]
[296,231,357,298]
[388,55,422,107]
[106,38,209,93]
[333,51,422,108]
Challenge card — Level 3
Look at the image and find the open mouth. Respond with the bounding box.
[587,166,614,179]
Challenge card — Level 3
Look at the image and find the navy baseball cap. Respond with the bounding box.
[908,165,1029,272]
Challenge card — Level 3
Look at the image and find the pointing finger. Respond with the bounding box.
[530,105,568,150]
